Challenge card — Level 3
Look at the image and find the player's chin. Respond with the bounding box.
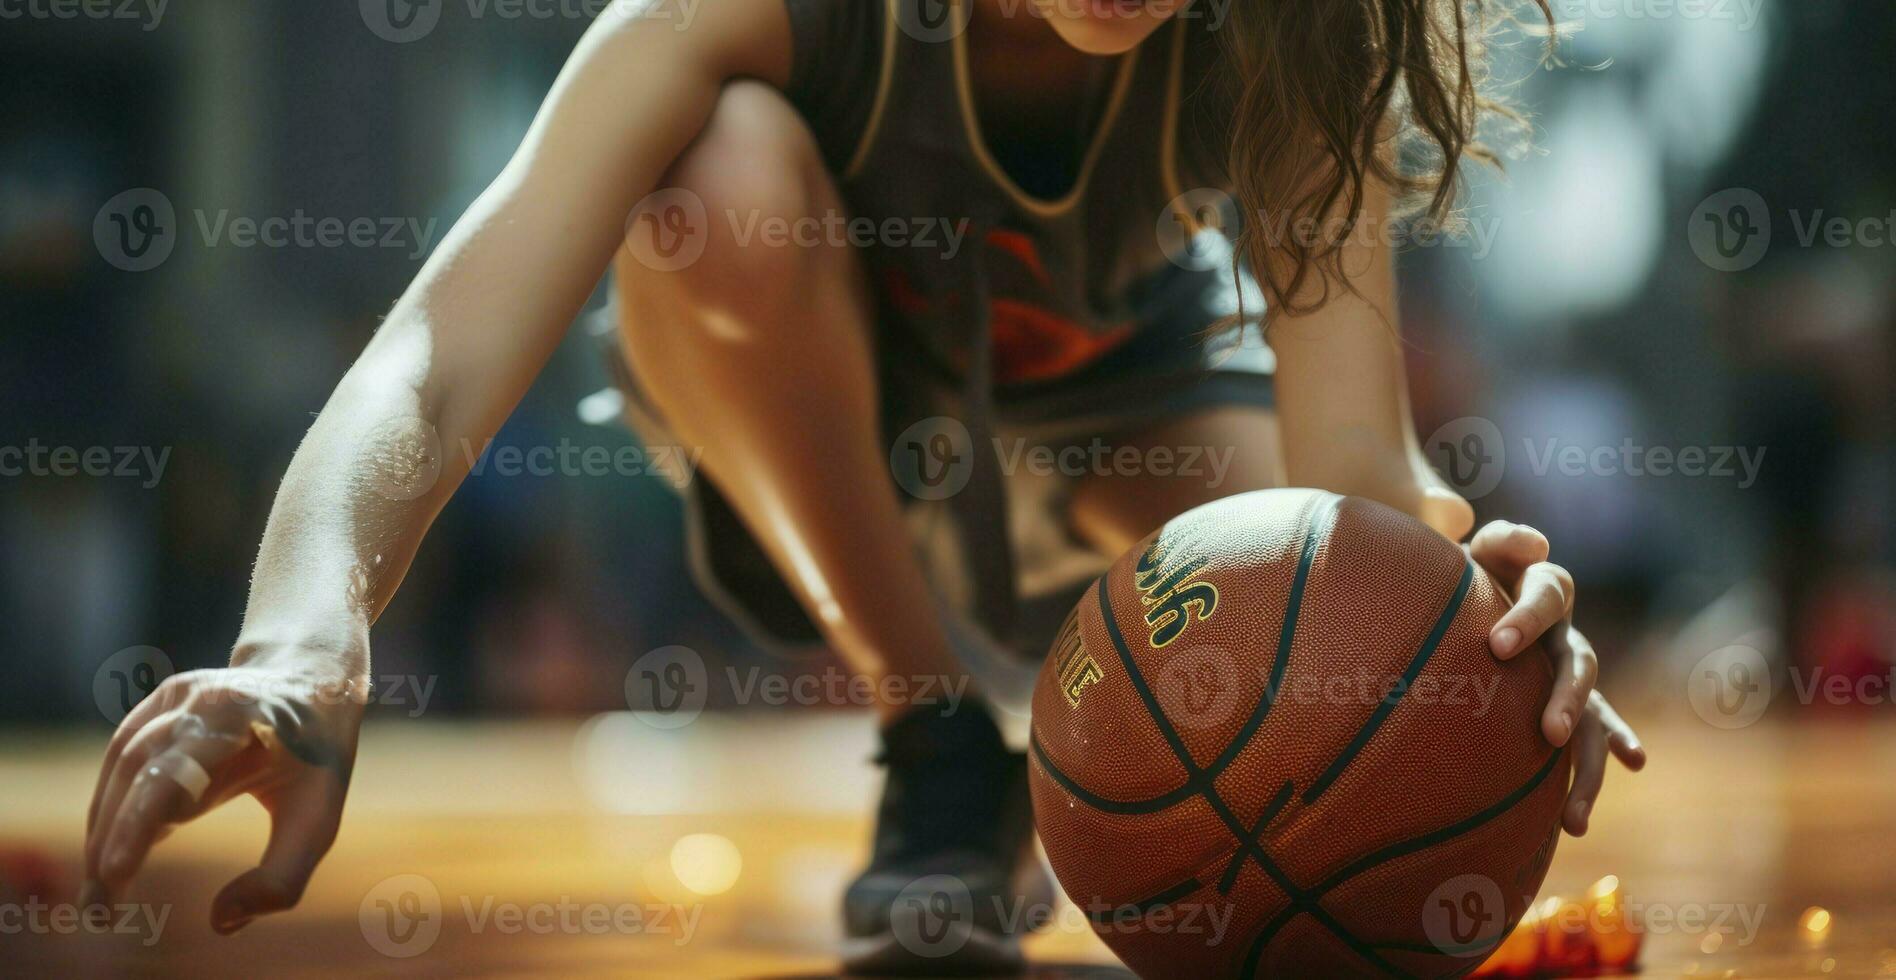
[1041,0,1174,55]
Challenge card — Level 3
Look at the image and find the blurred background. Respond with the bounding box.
[3,0,1888,724]
[1,1,1893,975]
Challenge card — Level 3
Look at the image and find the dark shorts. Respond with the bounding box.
[588,246,1274,702]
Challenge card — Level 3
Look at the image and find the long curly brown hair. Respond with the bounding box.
[1196,0,1554,318]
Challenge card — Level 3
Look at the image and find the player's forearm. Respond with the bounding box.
[231,178,612,674]
[1274,318,1474,535]
[1270,279,1419,496]
[1267,279,1473,540]
[228,1,793,674]
[230,357,436,678]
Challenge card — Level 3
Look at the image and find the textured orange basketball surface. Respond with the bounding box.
[1029,488,1570,979]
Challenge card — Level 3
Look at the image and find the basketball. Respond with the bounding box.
[1029,488,1570,978]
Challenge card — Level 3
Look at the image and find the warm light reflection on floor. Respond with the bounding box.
[3,715,1893,978]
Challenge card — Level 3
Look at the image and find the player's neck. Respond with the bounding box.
[966,0,1116,112]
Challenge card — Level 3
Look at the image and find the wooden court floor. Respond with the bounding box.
[5,711,1895,978]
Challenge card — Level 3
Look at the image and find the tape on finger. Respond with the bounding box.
[146,749,213,804]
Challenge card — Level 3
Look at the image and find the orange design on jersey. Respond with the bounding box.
[989,300,1132,384]
[873,228,1135,385]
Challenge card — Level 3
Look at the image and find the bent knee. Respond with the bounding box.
[618,80,835,299]
[669,80,821,218]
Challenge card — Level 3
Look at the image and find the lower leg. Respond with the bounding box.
[616,82,967,725]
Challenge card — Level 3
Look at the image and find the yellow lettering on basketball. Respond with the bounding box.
[1052,610,1103,707]
[1134,537,1219,649]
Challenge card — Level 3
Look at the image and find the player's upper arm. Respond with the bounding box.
[510,0,793,193]
[383,0,795,438]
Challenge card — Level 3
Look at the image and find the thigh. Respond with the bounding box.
[1066,405,1285,557]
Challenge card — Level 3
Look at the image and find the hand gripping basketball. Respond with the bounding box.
[1029,489,1645,978]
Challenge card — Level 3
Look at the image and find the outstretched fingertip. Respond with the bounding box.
[1564,799,1592,836]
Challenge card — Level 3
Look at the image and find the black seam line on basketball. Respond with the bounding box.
[1300,557,1477,805]
[1097,576,1205,779]
[1207,494,1336,897]
[1061,498,1376,970]
[1236,748,1564,980]
[1084,877,1205,923]
[1096,577,1310,904]
[1304,902,1416,978]
[1217,779,1295,894]
[1312,746,1564,895]
[1027,734,1198,815]
[1204,493,1339,780]
[1239,902,1414,980]
[1043,495,1337,819]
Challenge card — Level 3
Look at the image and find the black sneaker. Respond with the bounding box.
[841,702,1052,976]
